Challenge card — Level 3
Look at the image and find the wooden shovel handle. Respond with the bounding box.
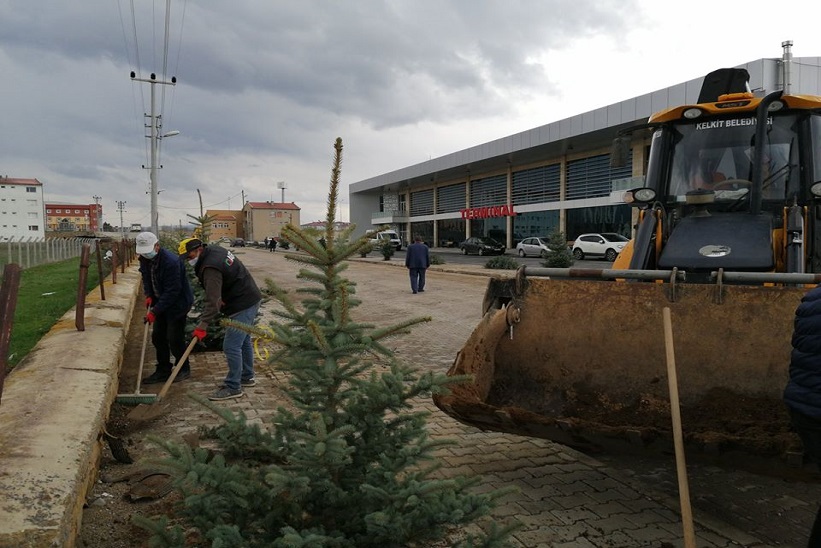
[156,337,198,401]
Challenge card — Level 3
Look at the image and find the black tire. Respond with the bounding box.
[462,247,468,255]
[572,248,584,260]
[605,248,618,262]
[518,249,526,257]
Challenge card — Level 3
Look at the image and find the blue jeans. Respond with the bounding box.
[409,268,426,293]
[222,300,260,390]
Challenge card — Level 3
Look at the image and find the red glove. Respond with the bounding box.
[193,327,207,341]
[145,296,153,308]
[144,311,156,324]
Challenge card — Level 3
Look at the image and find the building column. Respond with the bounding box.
[630,141,645,237]
[505,165,513,248]
[432,185,438,247]
[464,176,471,239]
[559,156,567,237]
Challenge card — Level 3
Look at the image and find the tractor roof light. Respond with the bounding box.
[624,187,656,205]
[811,182,821,197]
[683,108,703,119]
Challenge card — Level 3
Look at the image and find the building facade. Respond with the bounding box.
[45,202,103,234]
[0,177,46,241]
[242,201,301,243]
[205,209,244,241]
[349,51,821,249]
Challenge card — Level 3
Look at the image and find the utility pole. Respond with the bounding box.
[116,201,127,240]
[130,71,177,236]
[276,181,287,203]
[92,195,102,233]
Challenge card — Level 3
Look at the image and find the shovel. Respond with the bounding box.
[128,337,198,422]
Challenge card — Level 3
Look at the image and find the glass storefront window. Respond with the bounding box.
[513,211,559,239]
[437,219,465,247]
[410,221,434,246]
[565,205,632,240]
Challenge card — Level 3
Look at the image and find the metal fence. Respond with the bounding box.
[0,237,106,270]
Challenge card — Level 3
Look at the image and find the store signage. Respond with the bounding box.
[459,205,516,219]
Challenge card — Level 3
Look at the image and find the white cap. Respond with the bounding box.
[135,232,159,255]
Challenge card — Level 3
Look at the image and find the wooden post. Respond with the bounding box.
[0,264,21,405]
[111,242,118,284]
[95,240,106,301]
[75,244,91,331]
[663,306,696,547]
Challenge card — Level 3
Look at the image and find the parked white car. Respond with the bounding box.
[516,237,551,258]
[572,233,629,262]
[368,230,402,250]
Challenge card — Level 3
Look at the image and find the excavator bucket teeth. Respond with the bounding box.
[434,276,809,473]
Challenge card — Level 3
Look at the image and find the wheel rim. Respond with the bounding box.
[605,249,617,262]
[518,249,525,257]
[479,249,484,256]
[573,248,583,260]
[462,248,468,255]
[540,250,548,258]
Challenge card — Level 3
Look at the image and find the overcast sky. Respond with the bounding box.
[2,1,820,230]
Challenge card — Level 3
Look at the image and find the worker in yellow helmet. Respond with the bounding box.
[178,238,262,401]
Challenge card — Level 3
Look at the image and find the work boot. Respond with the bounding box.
[173,369,191,383]
[142,369,171,384]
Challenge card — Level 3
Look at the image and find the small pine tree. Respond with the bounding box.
[378,238,395,260]
[139,138,514,547]
[542,230,574,268]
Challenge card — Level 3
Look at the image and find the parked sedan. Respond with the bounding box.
[516,237,551,258]
[571,232,629,261]
[459,236,505,256]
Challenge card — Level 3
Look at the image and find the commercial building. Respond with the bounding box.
[0,177,45,241]
[242,201,301,243]
[45,202,103,234]
[349,47,821,249]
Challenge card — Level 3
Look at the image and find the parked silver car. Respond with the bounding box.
[516,237,551,258]
[571,233,629,261]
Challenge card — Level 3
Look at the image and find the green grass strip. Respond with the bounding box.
[6,256,104,368]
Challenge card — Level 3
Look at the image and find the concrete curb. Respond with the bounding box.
[0,268,140,548]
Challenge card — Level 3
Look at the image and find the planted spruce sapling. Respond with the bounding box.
[136,138,514,547]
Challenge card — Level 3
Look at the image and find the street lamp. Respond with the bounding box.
[276,181,287,203]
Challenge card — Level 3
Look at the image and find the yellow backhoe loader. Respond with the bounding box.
[434,67,821,475]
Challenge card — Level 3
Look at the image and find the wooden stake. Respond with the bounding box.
[663,306,696,548]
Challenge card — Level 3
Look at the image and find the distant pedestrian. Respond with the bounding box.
[179,238,263,401]
[405,235,430,294]
[136,232,194,384]
[784,283,821,546]
[268,237,277,252]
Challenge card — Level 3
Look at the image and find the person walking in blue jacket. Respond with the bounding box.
[784,284,821,547]
[136,232,194,384]
[404,235,430,294]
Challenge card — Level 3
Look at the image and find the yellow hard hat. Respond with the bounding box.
[178,238,203,256]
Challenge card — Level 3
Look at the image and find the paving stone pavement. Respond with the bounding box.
[117,247,821,547]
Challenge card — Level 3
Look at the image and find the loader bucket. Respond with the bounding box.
[434,272,811,473]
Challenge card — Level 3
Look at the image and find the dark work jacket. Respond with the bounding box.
[138,248,193,319]
[193,245,262,317]
[784,284,821,418]
[405,242,430,269]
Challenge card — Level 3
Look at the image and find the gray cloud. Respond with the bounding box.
[0,0,638,226]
